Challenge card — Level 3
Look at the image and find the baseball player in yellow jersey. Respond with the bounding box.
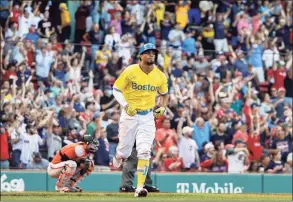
[112,43,169,197]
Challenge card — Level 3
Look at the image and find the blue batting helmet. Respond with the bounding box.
[139,43,158,55]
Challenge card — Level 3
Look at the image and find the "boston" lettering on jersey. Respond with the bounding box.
[132,82,159,91]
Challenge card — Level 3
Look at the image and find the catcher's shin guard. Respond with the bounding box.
[56,161,77,190]
[70,160,94,189]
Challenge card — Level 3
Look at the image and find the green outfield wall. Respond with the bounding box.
[1,171,291,194]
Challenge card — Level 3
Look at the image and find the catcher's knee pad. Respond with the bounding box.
[136,146,151,160]
[64,160,77,175]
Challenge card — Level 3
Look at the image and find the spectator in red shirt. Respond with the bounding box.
[232,123,248,144]
[155,118,178,154]
[10,4,21,24]
[0,122,10,169]
[163,146,184,172]
[272,61,286,89]
[2,62,17,82]
[201,149,228,172]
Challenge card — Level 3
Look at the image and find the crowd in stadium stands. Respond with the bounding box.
[0,0,292,174]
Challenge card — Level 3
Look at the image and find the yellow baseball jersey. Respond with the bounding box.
[113,64,168,110]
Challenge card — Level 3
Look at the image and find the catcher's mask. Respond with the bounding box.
[83,135,99,153]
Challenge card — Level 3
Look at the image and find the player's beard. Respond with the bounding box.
[146,58,155,65]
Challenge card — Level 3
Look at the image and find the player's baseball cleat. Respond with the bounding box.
[144,185,160,192]
[113,155,123,168]
[134,187,148,197]
[55,186,71,193]
[119,186,136,192]
[69,186,83,192]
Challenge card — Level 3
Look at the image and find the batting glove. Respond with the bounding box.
[124,105,137,116]
[154,107,166,119]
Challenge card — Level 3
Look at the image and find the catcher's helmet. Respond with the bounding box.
[139,43,158,55]
[83,135,99,153]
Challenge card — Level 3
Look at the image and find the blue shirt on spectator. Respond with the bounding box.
[24,33,40,44]
[95,138,110,166]
[74,102,85,112]
[248,44,263,68]
[0,1,9,20]
[188,8,201,25]
[182,37,196,54]
[192,122,211,150]
[214,21,226,39]
[36,53,54,78]
[54,69,67,85]
[234,59,249,77]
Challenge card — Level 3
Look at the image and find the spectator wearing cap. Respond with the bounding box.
[177,116,199,170]
[106,111,119,162]
[0,123,10,169]
[58,3,71,43]
[24,25,39,43]
[200,142,215,162]
[27,152,49,169]
[182,31,196,56]
[227,139,250,173]
[175,0,191,29]
[87,110,102,137]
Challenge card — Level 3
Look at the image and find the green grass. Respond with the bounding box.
[1,192,292,202]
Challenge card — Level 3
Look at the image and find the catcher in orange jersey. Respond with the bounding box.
[47,135,99,192]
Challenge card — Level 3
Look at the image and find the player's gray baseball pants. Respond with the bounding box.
[120,147,153,188]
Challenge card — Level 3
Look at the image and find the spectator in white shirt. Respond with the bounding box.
[227,139,250,174]
[168,23,185,59]
[104,26,121,51]
[177,114,200,170]
[20,122,44,169]
[18,7,32,38]
[10,116,27,168]
[262,41,279,69]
